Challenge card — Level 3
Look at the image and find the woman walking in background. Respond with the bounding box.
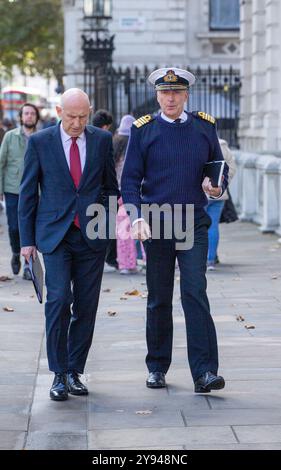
[114,115,145,274]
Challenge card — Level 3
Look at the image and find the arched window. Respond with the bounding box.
[210,0,240,30]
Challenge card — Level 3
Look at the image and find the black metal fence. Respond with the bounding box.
[85,66,241,148]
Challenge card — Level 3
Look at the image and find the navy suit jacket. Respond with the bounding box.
[18,123,119,254]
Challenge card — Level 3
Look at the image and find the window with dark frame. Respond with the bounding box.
[209,0,240,31]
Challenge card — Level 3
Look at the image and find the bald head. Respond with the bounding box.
[56,88,92,137]
[60,88,90,108]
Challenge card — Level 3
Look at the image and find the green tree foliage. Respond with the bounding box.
[0,0,64,82]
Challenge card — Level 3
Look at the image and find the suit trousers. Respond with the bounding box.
[144,210,219,382]
[43,225,106,374]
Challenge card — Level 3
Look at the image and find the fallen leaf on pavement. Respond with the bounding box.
[102,288,111,292]
[124,289,141,296]
[135,410,152,415]
[3,306,14,312]
[245,324,255,329]
[236,315,245,322]
[107,310,117,316]
[271,275,279,280]
[120,296,128,300]
[0,276,12,282]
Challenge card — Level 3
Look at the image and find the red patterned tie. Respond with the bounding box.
[70,137,82,228]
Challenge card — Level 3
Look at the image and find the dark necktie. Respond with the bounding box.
[70,137,82,228]
[174,118,181,124]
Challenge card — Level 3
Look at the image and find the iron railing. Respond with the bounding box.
[84,66,241,147]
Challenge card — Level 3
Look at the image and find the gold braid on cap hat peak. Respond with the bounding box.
[163,70,178,83]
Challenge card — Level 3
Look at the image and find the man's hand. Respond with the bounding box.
[131,220,151,241]
[202,176,222,198]
[21,246,37,263]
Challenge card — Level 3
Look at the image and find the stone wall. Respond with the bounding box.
[63,0,240,90]
[239,0,281,152]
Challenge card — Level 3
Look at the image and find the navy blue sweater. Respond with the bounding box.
[121,112,228,218]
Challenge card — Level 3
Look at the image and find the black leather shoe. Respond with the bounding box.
[50,373,68,401]
[11,254,21,275]
[146,372,166,389]
[67,371,88,396]
[22,268,32,281]
[194,371,225,393]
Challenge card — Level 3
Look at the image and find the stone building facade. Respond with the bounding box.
[232,1,281,239]
[63,0,240,89]
[239,0,281,152]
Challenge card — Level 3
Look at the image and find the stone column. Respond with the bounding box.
[263,0,281,151]
[240,153,258,220]
[240,0,281,152]
[63,0,84,90]
[259,156,281,232]
[249,0,266,149]
[239,0,253,148]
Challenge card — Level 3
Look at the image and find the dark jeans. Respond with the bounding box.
[105,238,118,267]
[144,210,218,382]
[4,192,20,254]
[43,225,106,374]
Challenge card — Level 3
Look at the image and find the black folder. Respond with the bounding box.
[203,160,225,187]
[28,255,44,304]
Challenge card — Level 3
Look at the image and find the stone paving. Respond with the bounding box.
[1,209,281,450]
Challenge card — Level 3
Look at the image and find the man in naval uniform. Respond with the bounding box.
[121,67,229,393]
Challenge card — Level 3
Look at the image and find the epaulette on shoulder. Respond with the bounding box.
[193,111,216,125]
[133,114,155,129]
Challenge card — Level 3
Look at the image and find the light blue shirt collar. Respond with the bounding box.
[161,110,187,123]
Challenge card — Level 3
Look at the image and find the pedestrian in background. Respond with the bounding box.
[0,103,40,279]
[0,118,14,146]
[0,121,6,147]
[92,108,118,272]
[114,114,145,274]
[0,118,13,213]
[205,138,236,270]
[92,109,113,131]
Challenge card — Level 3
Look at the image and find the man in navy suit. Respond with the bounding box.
[19,88,119,401]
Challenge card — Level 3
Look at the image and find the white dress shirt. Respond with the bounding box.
[60,124,87,171]
[160,110,187,123]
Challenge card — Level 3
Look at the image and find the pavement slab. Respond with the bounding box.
[1,211,281,449]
